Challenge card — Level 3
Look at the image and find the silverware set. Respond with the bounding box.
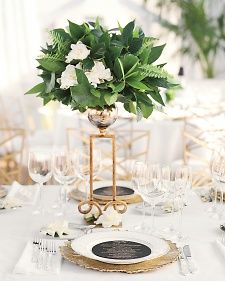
[178,245,197,276]
[32,238,58,272]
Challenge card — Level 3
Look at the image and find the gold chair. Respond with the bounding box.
[183,113,225,187]
[0,128,25,184]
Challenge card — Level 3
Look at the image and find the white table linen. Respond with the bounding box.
[0,186,225,281]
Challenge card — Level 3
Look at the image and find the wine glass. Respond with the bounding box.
[131,161,147,230]
[77,145,101,199]
[28,150,52,215]
[138,164,164,234]
[174,165,190,243]
[53,149,77,216]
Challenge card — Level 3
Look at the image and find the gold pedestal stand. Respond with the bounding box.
[78,128,127,216]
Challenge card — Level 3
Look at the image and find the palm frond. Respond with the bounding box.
[139,64,171,79]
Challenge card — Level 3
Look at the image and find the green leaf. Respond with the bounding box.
[90,42,106,59]
[113,58,124,79]
[122,20,135,45]
[71,84,98,107]
[124,101,136,114]
[129,37,143,53]
[148,44,166,64]
[83,58,94,71]
[104,92,118,106]
[25,82,45,94]
[75,69,90,86]
[122,54,139,75]
[114,81,125,92]
[127,80,149,91]
[68,21,85,41]
[37,58,65,73]
[137,101,153,118]
[91,88,101,98]
[149,91,165,106]
[139,48,151,64]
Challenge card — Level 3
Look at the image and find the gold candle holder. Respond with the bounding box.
[78,111,127,216]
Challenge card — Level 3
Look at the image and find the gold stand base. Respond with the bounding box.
[78,131,127,216]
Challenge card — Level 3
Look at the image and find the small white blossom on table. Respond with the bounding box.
[40,220,70,238]
[95,207,122,228]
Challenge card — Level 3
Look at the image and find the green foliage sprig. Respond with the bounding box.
[26,20,176,119]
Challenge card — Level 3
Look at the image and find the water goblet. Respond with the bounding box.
[28,150,52,215]
[53,149,77,217]
[131,161,147,230]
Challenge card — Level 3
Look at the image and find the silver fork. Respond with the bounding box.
[37,239,46,270]
[31,236,39,263]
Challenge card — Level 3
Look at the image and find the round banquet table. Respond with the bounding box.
[0,186,224,281]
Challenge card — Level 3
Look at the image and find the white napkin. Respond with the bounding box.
[215,239,225,258]
[13,240,63,275]
[7,182,39,206]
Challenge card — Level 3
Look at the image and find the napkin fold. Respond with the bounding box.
[0,182,39,209]
[13,240,63,275]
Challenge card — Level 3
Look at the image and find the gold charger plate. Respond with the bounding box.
[60,240,178,274]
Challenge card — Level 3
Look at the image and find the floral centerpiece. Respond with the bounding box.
[26,20,176,119]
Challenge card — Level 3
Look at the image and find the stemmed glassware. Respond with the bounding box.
[174,165,191,243]
[138,164,165,234]
[131,161,147,230]
[28,150,52,215]
[53,149,77,217]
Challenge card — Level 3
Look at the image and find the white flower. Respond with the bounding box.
[66,41,90,62]
[59,63,81,89]
[41,220,70,238]
[0,197,22,209]
[84,205,101,220]
[95,207,122,228]
[85,61,113,87]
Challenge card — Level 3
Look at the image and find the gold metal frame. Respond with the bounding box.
[66,128,150,180]
[78,131,127,215]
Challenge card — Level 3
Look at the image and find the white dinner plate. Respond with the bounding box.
[71,231,169,264]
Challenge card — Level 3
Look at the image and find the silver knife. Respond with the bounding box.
[178,247,189,276]
[183,245,197,273]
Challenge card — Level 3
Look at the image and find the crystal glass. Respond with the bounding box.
[174,165,190,242]
[28,150,52,214]
[77,146,101,198]
[139,164,165,233]
[131,161,147,230]
[53,149,77,216]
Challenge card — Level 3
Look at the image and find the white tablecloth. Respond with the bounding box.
[0,186,225,281]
